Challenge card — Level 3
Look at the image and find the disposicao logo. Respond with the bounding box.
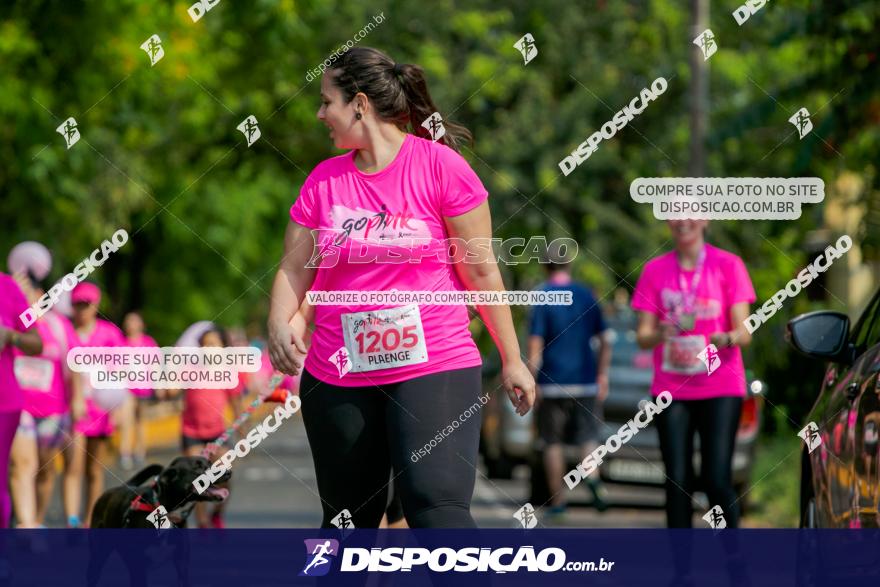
[300,539,340,576]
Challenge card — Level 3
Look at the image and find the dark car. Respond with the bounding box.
[787,290,880,528]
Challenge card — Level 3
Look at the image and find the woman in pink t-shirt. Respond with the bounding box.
[267,47,535,528]
[118,311,159,470]
[632,219,756,528]
[0,272,43,528]
[68,282,127,527]
[9,272,85,528]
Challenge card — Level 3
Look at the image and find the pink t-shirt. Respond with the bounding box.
[631,244,756,400]
[126,334,159,398]
[290,134,486,386]
[182,376,245,439]
[15,312,80,418]
[0,273,30,413]
[74,319,126,436]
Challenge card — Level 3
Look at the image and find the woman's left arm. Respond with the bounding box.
[443,201,535,416]
[711,301,752,348]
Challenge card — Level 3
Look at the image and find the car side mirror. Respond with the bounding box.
[786,311,853,364]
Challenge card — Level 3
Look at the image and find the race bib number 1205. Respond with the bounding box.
[341,304,429,373]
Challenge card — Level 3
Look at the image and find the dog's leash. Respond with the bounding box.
[201,373,287,459]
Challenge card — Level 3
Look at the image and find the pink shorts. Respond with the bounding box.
[74,399,114,437]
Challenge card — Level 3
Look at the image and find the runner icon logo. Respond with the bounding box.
[140,34,164,67]
[421,112,446,142]
[789,107,813,139]
[693,29,717,60]
[697,344,721,375]
[329,347,352,378]
[702,505,727,529]
[56,117,80,149]
[514,33,538,65]
[300,539,339,577]
[237,115,261,147]
[146,505,172,529]
[798,421,822,454]
[513,503,538,529]
[331,509,355,530]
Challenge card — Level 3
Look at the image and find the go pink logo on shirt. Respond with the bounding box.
[330,204,431,244]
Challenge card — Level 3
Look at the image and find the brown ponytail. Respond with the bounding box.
[329,47,473,152]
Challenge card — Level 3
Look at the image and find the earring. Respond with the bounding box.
[355,112,362,120]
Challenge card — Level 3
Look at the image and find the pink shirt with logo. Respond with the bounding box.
[631,244,756,400]
[0,273,30,413]
[290,134,486,386]
[74,319,126,436]
[126,334,159,398]
[15,312,80,418]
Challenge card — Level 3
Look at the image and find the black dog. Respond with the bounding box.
[86,456,231,587]
[91,455,230,528]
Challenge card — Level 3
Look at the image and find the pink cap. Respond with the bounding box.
[71,282,101,305]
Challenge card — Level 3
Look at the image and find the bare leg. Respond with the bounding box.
[84,437,110,526]
[543,444,566,507]
[117,395,136,467]
[133,399,147,462]
[64,433,86,525]
[184,444,211,527]
[9,433,38,528]
[35,444,61,525]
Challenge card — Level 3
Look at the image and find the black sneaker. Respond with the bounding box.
[586,478,609,512]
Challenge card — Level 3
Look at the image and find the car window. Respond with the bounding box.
[850,290,880,350]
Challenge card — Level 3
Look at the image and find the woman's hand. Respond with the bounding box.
[501,359,536,417]
[268,319,308,376]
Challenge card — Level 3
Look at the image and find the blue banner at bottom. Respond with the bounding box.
[1,529,878,586]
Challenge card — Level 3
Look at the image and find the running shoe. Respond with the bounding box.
[67,515,82,529]
[120,455,135,471]
[586,478,609,512]
[210,511,225,529]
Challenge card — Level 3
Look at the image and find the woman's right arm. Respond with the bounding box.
[635,311,675,349]
[267,221,316,375]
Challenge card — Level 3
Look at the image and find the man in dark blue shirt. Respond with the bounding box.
[528,262,611,515]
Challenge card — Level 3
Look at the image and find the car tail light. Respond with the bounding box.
[737,396,758,437]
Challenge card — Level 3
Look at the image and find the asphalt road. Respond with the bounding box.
[36,411,694,529]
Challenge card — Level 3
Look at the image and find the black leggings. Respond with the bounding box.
[300,366,483,528]
[655,396,743,528]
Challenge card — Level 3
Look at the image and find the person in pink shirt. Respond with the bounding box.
[632,219,756,528]
[67,282,127,527]
[118,311,159,470]
[267,47,535,528]
[8,272,85,528]
[0,272,43,528]
[172,326,242,528]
